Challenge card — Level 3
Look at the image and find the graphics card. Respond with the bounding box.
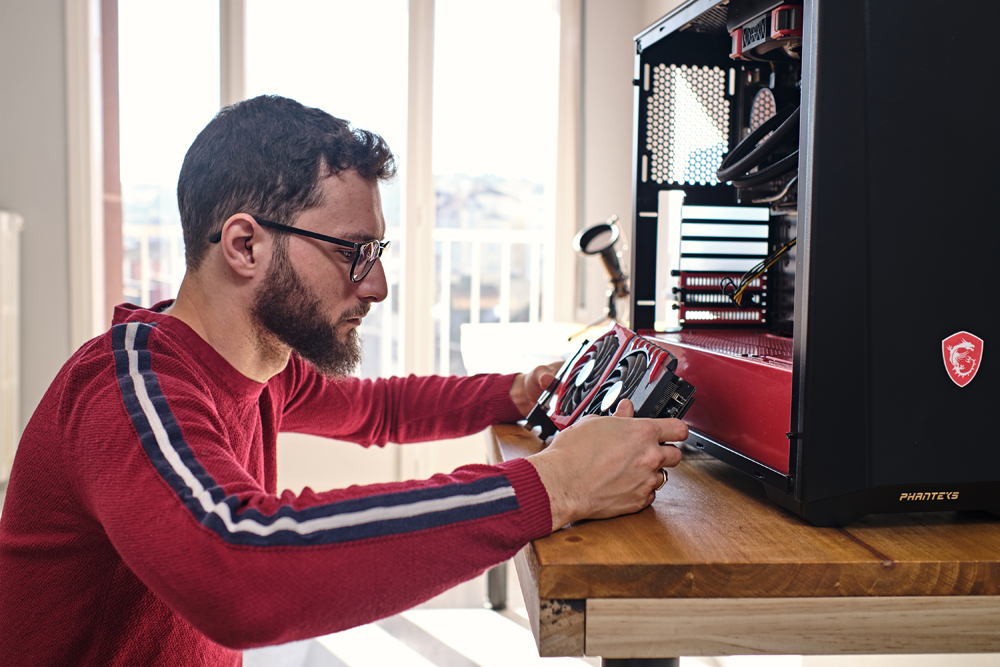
[580,335,696,420]
[526,323,696,440]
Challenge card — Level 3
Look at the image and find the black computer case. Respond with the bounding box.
[629,0,1000,526]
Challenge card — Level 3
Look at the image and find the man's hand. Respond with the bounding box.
[526,399,687,532]
[509,361,564,417]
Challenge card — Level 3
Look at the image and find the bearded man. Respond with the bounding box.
[0,95,686,666]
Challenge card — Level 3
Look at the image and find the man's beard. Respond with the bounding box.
[250,248,365,378]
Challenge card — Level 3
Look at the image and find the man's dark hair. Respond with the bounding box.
[177,95,397,270]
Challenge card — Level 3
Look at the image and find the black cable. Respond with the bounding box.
[730,151,798,189]
[716,104,800,186]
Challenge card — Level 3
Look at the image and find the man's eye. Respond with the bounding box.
[339,251,355,261]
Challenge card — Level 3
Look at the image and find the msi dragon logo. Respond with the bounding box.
[942,331,983,388]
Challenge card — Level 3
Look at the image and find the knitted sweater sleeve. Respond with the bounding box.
[275,353,526,444]
[73,322,552,650]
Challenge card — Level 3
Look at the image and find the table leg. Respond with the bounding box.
[601,659,679,667]
[486,561,507,610]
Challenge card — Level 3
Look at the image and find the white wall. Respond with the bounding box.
[575,0,684,326]
[0,0,73,433]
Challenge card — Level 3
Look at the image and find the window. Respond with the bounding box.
[117,0,561,380]
[246,0,409,379]
[119,1,219,307]
[432,0,560,375]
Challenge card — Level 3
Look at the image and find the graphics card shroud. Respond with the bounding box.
[526,323,695,440]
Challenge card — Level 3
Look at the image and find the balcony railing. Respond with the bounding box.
[122,223,185,307]
[432,227,548,376]
[122,224,550,378]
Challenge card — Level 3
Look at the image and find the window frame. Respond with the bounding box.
[95,0,581,375]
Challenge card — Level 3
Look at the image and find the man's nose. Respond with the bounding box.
[358,255,389,303]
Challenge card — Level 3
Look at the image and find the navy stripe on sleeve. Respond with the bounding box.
[112,321,520,547]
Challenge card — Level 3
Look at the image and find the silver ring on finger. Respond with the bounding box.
[655,468,668,491]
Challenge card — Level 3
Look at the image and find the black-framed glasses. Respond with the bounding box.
[209,217,390,282]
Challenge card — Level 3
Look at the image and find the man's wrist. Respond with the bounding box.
[508,373,531,417]
[526,449,577,532]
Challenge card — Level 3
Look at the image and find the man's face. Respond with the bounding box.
[250,170,388,377]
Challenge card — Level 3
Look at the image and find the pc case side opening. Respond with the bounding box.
[632,12,802,339]
[631,0,803,483]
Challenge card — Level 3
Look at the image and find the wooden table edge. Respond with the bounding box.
[585,595,1000,658]
[491,424,1000,659]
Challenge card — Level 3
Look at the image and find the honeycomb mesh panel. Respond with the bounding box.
[646,64,730,186]
[749,88,777,131]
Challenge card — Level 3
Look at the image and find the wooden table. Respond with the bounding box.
[489,423,1000,662]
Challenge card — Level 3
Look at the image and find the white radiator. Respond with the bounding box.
[0,211,24,483]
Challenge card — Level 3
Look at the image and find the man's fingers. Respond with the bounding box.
[532,361,562,392]
[613,398,635,418]
[659,443,682,468]
[647,416,688,445]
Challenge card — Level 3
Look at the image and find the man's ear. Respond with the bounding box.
[218,214,261,279]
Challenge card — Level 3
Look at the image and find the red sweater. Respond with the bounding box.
[0,304,552,666]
